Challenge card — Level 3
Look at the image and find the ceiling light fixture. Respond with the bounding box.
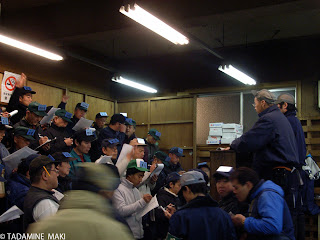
[119,4,189,45]
[218,65,256,85]
[112,76,157,93]
[0,34,63,61]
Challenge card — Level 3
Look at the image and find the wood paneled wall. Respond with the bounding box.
[86,95,114,121]
[118,96,194,170]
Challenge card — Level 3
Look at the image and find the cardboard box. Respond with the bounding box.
[208,136,221,141]
[209,122,223,128]
[206,139,220,144]
[222,123,240,129]
[222,128,236,133]
[221,138,235,144]
[209,128,222,136]
[222,132,237,138]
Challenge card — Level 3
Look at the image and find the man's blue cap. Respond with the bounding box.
[165,172,181,185]
[197,162,210,170]
[169,147,185,157]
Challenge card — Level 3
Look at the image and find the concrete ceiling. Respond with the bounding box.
[1,0,320,98]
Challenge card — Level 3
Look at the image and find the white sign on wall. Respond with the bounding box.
[1,71,20,103]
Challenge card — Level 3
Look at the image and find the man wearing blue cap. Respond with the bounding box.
[163,147,184,175]
[65,102,89,134]
[144,128,161,164]
[124,118,136,144]
[167,171,236,240]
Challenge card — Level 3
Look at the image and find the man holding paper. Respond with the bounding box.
[65,102,89,134]
[113,159,153,239]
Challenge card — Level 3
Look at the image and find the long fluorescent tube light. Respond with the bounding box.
[0,34,63,61]
[112,76,157,93]
[218,65,256,85]
[119,4,189,45]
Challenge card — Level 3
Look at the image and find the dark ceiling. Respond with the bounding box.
[0,0,320,98]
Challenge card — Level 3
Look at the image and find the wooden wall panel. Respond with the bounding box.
[150,123,193,150]
[66,91,84,114]
[86,96,114,121]
[27,81,64,108]
[118,101,148,124]
[150,98,193,122]
[135,125,148,139]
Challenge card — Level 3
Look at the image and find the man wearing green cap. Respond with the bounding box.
[44,109,74,154]
[113,159,153,239]
[144,128,161,164]
[66,102,89,134]
[13,101,48,150]
[9,126,36,153]
[124,118,137,144]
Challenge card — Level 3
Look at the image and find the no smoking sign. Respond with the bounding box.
[5,76,16,91]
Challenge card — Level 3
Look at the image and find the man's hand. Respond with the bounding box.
[16,73,27,88]
[129,138,138,146]
[120,124,126,133]
[164,204,176,219]
[150,174,158,184]
[222,147,231,151]
[39,136,48,145]
[61,94,69,103]
[232,214,246,227]
[0,111,10,118]
[143,194,152,203]
[64,138,73,146]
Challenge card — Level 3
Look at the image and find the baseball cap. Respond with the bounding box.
[166,172,181,185]
[14,126,36,141]
[169,147,185,157]
[137,138,147,146]
[154,151,168,162]
[29,155,55,177]
[125,118,136,127]
[73,128,97,142]
[110,114,126,124]
[74,162,119,192]
[252,89,276,104]
[23,154,41,167]
[275,93,295,105]
[95,112,108,119]
[55,109,73,123]
[0,117,12,130]
[148,128,161,140]
[180,171,206,187]
[213,166,234,179]
[127,159,149,172]
[197,162,210,170]
[101,138,120,148]
[27,102,48,117]
[20,86,36,96]
[75,102,89,112]
[51,152,76,163]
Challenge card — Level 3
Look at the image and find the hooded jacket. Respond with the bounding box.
[231,105,299,179]
[113,178,147,239]
[27,190,133,240]
[6,173,31,210]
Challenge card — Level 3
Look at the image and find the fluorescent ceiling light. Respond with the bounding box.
[119,4,189,45]
[0,34,63,61]
[218,65,256,85]
[112,76,157,93]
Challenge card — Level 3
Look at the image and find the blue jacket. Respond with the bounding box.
[246,180,295,240]
[6,173,31,210]
[168,195,236,240]
[98,126,125,157]
[69,149,91,179]
[285,110,306,167]
[231,105,299,179]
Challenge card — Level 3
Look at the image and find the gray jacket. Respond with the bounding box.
[113,178,147,239]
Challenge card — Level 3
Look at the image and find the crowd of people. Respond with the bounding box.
[0,74,317,240]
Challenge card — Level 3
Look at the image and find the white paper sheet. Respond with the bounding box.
[3,146,38,174]
[0,205,23,223]
[150,164,164,178]
[52,189,64,201]
[95,155,112,164]
[136,195,159,218]
[40,107,60,125]
[72,117,94,131]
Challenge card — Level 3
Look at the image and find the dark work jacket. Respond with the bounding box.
[13,118,43,150]
[23,186,59,231]
[65,115,79,135]
[219,192,248,216]
[151,170,167,196]
[98,126,125,158]
[89,122,105,161]
[143,139,159,164]
[56,176,72,194]
[44,123,72,154]
[168,195,236,240]
[285,110,306,167]
[231,105,299,180]
[7,88,28,125]
[6,173,31,210]
[124,133,136,144]
[154,188,180,239]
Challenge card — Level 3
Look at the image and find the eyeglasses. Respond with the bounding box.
[50,169,59,174]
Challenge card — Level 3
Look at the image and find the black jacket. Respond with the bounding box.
[44,123,72,154]
[56,176,72,194]
[218,192,248,216]
[7,88,28,125]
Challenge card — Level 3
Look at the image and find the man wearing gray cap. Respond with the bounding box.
[167,171,236,240]
[276,93,306,240]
